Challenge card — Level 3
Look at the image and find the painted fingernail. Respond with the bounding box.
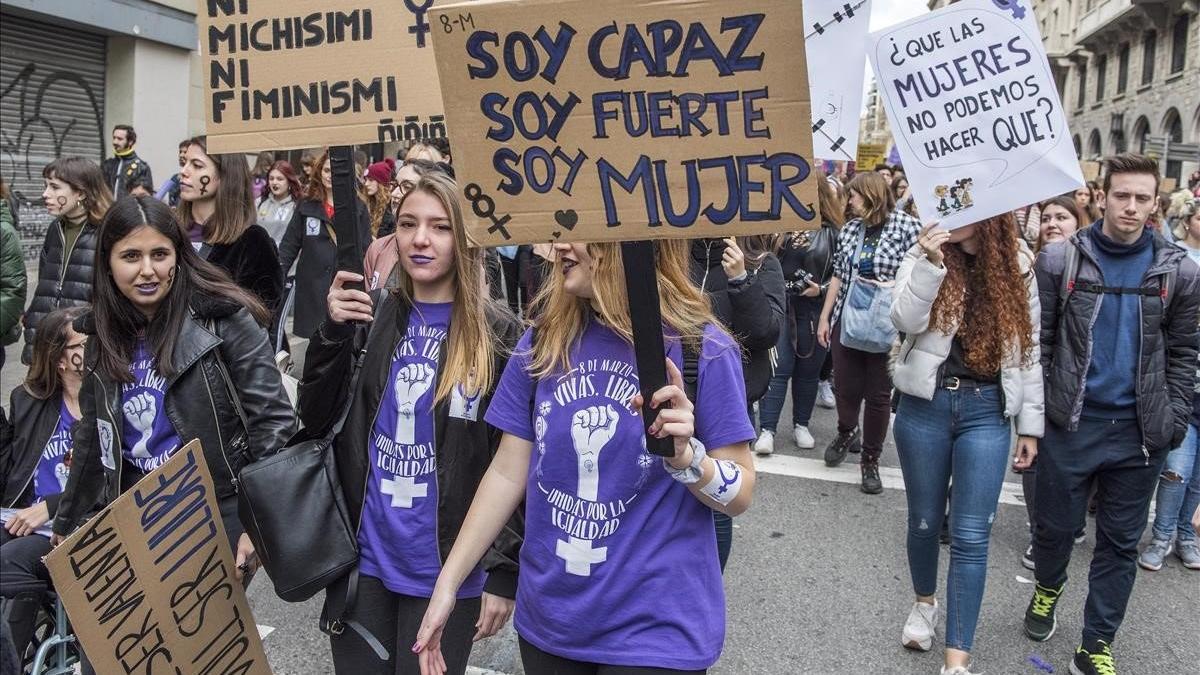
[412,642,422,653]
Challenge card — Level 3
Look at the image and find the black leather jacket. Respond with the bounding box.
[2,387,71,517]
[299,293,524,598]
[52,295,297,536]
[22,218,98,364]
[1036,230,1200,452]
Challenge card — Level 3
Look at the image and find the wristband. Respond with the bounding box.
[665,438,707,484]
[700,459,745,506]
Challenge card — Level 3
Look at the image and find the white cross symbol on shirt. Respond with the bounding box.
[381,475,427,508]
[555,536,607,577]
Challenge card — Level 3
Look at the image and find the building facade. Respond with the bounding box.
[1033,0,1198,183]
[0,0,199,258]
[858,77,894,153]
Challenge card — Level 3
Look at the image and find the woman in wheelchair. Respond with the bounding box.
[1,307,86,664]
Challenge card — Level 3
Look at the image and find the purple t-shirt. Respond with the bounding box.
[121,339,182,472]
[485,320,754,669]
[33,400,76,503]
[358,302,486,598]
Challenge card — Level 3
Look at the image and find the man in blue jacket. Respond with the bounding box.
[1023,153,1200,675]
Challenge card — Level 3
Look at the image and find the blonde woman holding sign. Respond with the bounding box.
[413,239,757,675]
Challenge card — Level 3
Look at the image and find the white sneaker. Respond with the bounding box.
[902,600,938,652]
[792,425,815,449]
[816,380,835,408]
[940,666,980,675]
[754,429,775,456]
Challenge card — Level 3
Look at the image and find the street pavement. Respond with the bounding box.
[3,338,1197,674]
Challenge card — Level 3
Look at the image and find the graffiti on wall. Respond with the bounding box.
[1,63,105,260]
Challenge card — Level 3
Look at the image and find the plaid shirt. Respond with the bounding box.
[830,209,922,325]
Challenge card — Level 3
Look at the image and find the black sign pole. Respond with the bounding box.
[621,240,675,458]
[329,145,365,291]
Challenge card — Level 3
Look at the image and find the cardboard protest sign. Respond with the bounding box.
[804,0,872,161]
[430,0,818,246]
[856,143,887,171]
[867,0,1083,230]
[199,0,464,153]
[45,441,270,675]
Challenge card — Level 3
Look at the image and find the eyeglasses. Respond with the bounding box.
[391,180,416,195]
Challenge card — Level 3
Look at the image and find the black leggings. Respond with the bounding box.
[329,574,481,675]
[519,637,707,675]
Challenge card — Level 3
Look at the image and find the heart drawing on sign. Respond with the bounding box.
[554,209,579,231]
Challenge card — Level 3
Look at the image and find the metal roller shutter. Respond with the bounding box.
[0,11,106,260]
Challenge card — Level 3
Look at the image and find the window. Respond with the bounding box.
[1096,54,1107,101]
[1142,30,1157,85]
[1077,65,1087,109]
[1117,43,1129,93]
[1171,14,1190,74]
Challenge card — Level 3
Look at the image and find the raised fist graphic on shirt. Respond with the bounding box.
[123,392,158,459]
[55,462,69,491]
[570,404,619,501]
[394,363,435,445]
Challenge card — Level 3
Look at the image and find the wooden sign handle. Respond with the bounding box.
[621,240,675,458]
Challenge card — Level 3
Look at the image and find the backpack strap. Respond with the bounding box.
[1058,240,1081,311]
[682,339,700,404]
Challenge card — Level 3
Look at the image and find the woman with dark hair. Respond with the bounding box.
[689,232,784,570]
[51,196,296,586]
[1,307,87,665]
[23,158,114,365]
[890,215,1041,674]
[257,160,302,244]
[817,172,921,494]
[278,149,371,339]
[178,137,284,323]
[756,171,844,456]
[1036,195,1087,251]
[363,158,397,238]
[250,151,275,200]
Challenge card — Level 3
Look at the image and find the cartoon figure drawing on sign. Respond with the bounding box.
[949,186,963,211]
[956,178,974,208]
[935,185,951,217]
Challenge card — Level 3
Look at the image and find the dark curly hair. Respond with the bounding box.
[928,214,1035,375]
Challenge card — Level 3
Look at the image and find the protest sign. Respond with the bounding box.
[430,0,818,246]
[867,0,1083,230]
[199,0,463,153]
[1080,160,1101,182]
[804,0,871,161]
[45,441,271,675]
[856,143,887,171]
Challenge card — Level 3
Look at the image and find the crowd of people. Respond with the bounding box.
[0,122,1198,675]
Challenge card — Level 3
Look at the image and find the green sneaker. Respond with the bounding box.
[1022,582,1063,641]
[1069,640,1117,675]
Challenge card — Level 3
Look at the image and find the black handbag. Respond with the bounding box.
[214,325,366,603]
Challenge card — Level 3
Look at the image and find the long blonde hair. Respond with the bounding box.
[528,239,719,378]
[388,173,497,403]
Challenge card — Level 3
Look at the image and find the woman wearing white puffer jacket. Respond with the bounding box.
[888,214,1044,675]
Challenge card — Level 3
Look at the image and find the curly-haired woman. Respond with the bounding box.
[889,215,1043,675]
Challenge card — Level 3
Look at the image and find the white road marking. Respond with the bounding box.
[752,453,1028,507]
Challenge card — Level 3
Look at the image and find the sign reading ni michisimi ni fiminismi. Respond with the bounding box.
[430,0,818,246]
[199,0,460,153]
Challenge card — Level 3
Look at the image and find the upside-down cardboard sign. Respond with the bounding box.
[867,0,1083,230]
[199,0,465,153]
[45,441,271,675]
[430,0,818,246]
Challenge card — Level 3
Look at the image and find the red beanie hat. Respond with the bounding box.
[365,158,395,185]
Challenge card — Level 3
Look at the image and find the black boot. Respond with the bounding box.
[824,428,861,467]
[860,460,883,494]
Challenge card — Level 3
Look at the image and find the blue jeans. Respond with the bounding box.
[893,385,1011,653]
[1150,423,1200,544]
[758,296,827,431]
